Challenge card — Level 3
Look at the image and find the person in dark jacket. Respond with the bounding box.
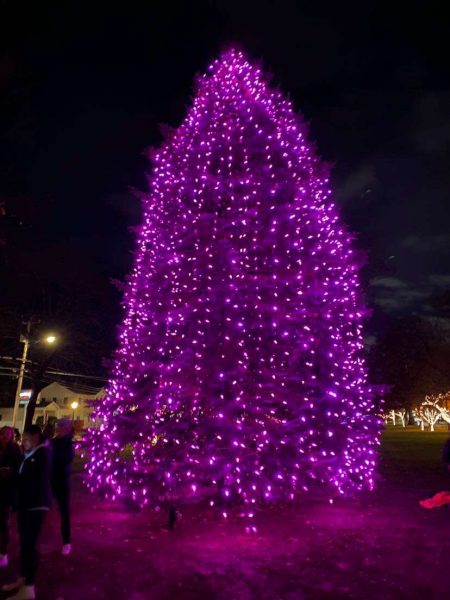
[14,429,21,445]
[0,426,22,567]
[2,425,51,600]
[42,421,55,441]
[443,435,450,469]
[51,418,74,556]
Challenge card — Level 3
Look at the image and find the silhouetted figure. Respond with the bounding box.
[443,436,450,470]
[51,418,74,556]
[42,422,55,441]
[168,506,177,530]
[2,424,51,600]
[0,426,22,567]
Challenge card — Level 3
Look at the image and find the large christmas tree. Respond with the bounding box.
[85,49,380,525]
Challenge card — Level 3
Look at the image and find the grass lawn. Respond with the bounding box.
[2,428,450,600]
[380,427,448,481]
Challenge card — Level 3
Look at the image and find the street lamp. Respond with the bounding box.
[12,327,59,429]
[71,401,79,421]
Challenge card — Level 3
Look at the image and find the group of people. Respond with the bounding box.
[0,419,74,600]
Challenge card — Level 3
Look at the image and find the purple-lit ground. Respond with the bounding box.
[2,430,449,599]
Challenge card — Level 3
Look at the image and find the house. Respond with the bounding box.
[0,382,105,429]
[36,382,105,428]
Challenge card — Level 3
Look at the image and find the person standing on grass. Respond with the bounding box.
[2,425,52,600]
[51,418,74,556]
[443,435,450,471]
[0,426,22,568]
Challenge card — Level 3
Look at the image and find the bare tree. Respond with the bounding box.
[416,394,450,431]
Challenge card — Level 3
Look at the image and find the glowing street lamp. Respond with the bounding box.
[13,327,60,429]
[71,401,79,421]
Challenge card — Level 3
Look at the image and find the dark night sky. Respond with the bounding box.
[1,1,449,339]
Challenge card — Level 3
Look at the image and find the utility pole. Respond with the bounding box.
[12,319,32,428]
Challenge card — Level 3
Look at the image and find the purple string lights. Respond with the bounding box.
[84,48,381,528]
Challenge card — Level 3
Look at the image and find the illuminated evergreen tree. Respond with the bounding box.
[85,49,381,528]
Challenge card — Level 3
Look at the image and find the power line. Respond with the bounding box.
[40,374,101,388]
[1,358,107,381]
[45,370,107,381]
[38,374,104,394]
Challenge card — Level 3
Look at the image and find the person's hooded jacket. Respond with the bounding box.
[16,443,52,511]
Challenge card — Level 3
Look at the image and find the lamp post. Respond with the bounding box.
[71,400,79,422]
[12,332,30,429]
[12,326,58,429]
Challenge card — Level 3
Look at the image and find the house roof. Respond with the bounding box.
[36,400,60,410]
[38,399,53,407]
[40,381,104,398]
